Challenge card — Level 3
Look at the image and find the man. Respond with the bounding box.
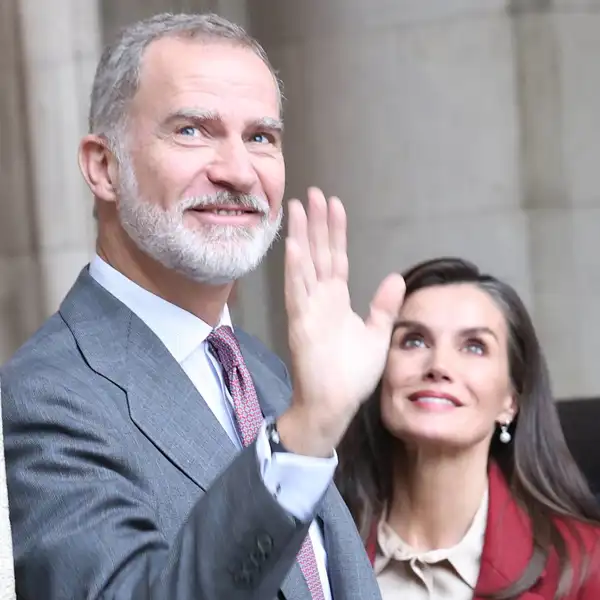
[1,12,404,600]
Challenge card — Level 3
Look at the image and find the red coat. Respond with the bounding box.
[366,463,600,599]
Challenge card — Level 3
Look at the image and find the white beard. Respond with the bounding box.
[115,154,283,284]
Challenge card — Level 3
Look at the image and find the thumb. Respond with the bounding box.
[365,274,406,335]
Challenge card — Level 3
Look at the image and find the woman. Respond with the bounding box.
[336,257,600,600]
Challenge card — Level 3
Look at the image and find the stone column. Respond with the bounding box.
[513,3,600,398]
[0,0,43,360]
[16,0,101,312]
[0,0,101,361]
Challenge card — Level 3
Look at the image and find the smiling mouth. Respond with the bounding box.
[192,207,258,214]
[411,396,456,407]
[407,391,463,409]
[203,209,250,216]
[185,206,264,227]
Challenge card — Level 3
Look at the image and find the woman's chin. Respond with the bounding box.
[396,427,481,453]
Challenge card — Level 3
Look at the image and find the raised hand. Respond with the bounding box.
[277,187,405,457]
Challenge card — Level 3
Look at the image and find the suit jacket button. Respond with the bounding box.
[232,569,254,588]
[256,532,273,556]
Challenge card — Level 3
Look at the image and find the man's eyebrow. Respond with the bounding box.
[162,108,219,126]
[251,116,284,133]
[161,109,283,133]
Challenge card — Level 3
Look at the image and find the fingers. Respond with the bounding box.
[286,188,349,303]
[328,197,348,281]
[307,188,332,280]
[365,274,406,336]
[287,199,317,292]
[284,236,308,318]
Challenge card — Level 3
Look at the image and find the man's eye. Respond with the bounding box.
[177,126,199,137]
[251,132,272,144]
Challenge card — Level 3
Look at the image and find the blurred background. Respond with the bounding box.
[2,0,600,402]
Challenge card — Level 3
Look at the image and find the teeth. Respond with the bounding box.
[211,209,245,216]
[415,397,455,406]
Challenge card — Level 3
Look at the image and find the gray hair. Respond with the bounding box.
[89,12,282,152]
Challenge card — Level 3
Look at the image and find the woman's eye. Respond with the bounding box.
[464,339,486,355]
[400,334,426,349]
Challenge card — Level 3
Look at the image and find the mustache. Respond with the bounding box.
[178,191,270,214]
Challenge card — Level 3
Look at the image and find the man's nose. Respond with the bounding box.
[206,139,258,194]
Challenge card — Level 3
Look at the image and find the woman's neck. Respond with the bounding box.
[386,443,489,552]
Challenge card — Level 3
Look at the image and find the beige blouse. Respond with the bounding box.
[374,489,489,600]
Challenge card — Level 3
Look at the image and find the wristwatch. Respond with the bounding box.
[265,417,290,454]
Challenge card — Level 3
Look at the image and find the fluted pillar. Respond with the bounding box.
[18,0,100,310]
[515,4,600,397]
[0,0,42,360]
[0,0,101,362]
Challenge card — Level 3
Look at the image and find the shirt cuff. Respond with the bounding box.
[255,421,338,522]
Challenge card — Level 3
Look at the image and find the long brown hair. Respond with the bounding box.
[336,257,600,598]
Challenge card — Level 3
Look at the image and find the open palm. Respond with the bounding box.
[285,188,405,438]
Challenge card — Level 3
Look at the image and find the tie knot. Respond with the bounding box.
[207,326,242,371]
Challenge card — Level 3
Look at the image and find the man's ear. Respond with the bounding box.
[78,134,119,202]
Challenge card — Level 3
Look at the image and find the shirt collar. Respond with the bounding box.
[89,254,232,364]
[375,485,489,589]
[450,486,489,587]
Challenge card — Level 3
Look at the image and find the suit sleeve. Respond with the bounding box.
[1,369,311,600]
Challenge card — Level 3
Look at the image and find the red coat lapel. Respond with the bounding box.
[474,462,545,598]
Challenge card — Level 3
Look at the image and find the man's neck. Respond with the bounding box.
[96,229,233,327]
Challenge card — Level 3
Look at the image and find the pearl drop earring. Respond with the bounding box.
[499,422,512,444]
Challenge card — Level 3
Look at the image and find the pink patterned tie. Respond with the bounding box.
[207,326,326,600]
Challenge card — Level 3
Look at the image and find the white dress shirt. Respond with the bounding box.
[89,255,335,598]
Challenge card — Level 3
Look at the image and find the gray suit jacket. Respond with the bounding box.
[1,269,381,600]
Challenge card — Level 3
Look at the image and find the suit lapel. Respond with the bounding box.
[125,315,239,490]
[60,269,237,491]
